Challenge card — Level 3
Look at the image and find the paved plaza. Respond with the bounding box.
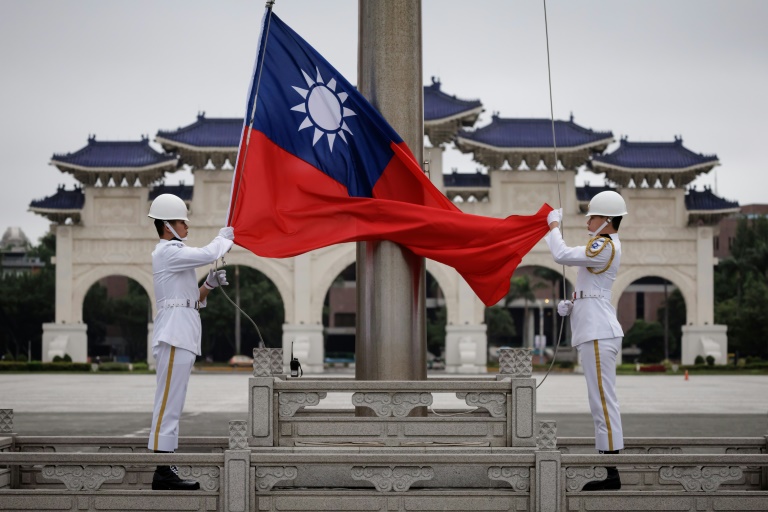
[2,372,766,438]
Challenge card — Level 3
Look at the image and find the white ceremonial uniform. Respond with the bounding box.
[544,227,624,451]
[148,235,233,452]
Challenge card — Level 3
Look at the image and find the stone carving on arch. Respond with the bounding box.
[195,251,292,323]
[71,265,154,323]
[613,266,696,325]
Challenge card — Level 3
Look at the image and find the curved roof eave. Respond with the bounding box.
[591,160,720,174]
[155,136,239,153]
[455,135,614,153]
[49,159,178,173]
[687,207,740,214]
[424,106,484,127]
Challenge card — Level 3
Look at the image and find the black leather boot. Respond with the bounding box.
[582,450,621,491]
[152,451,200,490]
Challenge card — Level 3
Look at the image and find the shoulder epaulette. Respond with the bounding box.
[585,235,615,275]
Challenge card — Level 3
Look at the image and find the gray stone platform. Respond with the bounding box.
[2,362,768,511]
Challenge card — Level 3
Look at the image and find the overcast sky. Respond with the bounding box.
[2,0,766,244]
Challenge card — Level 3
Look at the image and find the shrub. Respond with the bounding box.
[694,355,705,365]
[706,355,715,366]
[0,362,90,372]
[639,364,667,373]
[132,362,149,371]
[98,362,130,372]
[558,360,574,369]
[2,352,14,362]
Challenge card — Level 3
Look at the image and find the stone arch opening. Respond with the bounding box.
[488,265,574,359]
[617,275,688,363]
[321,263,448,368]
[82,275,151,362]
[199,264,286,362]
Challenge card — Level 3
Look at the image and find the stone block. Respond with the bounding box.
[249,378,274,447]
[499,348,532,377]
[224,450,250,512]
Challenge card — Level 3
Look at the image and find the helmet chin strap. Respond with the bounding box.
[164,221,187,241]
[588,218,611,237]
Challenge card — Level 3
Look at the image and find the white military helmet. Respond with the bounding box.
[147,194,189,221]
[586,191,627,217]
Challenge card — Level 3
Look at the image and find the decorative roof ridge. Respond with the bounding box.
[606,136,718,161]
[156,113,244,138]
[477,114,613,137]
[52,135,173,161]
[424,77,482,106]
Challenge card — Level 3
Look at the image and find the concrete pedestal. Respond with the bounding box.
[282,323,324,373]
[445,324,488,374]
[42,323,87,363]
[682,324,728,365]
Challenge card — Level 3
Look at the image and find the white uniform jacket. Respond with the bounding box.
[151,236,233,355]
[544,228,624,347]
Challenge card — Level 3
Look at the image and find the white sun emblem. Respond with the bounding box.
[291,67,356,152]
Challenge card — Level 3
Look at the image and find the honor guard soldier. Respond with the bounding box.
[146,194,234,490]
[544,190,627,491]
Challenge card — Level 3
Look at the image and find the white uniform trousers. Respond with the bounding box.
[148,342,196,452]
[577,337,624,451]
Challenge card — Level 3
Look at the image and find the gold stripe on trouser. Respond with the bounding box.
[153,346,176,451]
[593,340,613,451]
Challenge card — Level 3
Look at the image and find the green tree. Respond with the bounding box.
[199,265,284,360]
[0,233,56,360]
[485,306,516,348]
[426,306,446,357]
[506,275,546,347]
[656,287,686,360]
[715,216,768,357]
[624,319,665,363]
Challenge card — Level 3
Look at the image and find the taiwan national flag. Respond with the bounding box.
[226,9,552,306]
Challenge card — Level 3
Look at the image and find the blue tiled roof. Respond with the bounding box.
[424,78,483,122]
[576,184,614,202]
[458,114,613,149]
[29,185,85,210]
[156,114,243,148]
[52,136,177,168]
[593,138,718,169]
[443,172,490,187]
[685,187,739,211]
[149,184,194,201]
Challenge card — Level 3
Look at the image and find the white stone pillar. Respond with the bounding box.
[445,278,487,373]
[42,323,87,363]
[681,324,728,365]
[696,226,715,325]
[282,324,324,374]
[54,225,76,323]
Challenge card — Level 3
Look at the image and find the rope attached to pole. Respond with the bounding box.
[536,0,568,389]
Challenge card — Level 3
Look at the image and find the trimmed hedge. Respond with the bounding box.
[0,362,92,372]
[97,362,130,372]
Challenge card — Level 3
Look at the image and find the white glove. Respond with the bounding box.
[557,299,573,317]
[218,226,235,241]
[547,208,563,226]
[204,269,228,290]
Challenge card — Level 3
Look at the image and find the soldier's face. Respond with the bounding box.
[170,220,188,238]
[587,216,607,232]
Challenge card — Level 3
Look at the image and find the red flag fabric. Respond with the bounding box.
[227,10,552,306]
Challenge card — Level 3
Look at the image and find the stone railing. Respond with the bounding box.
[246,376,538,448]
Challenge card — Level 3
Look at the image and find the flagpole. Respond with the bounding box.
[356,0,427,393]
[227,0,276,227]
